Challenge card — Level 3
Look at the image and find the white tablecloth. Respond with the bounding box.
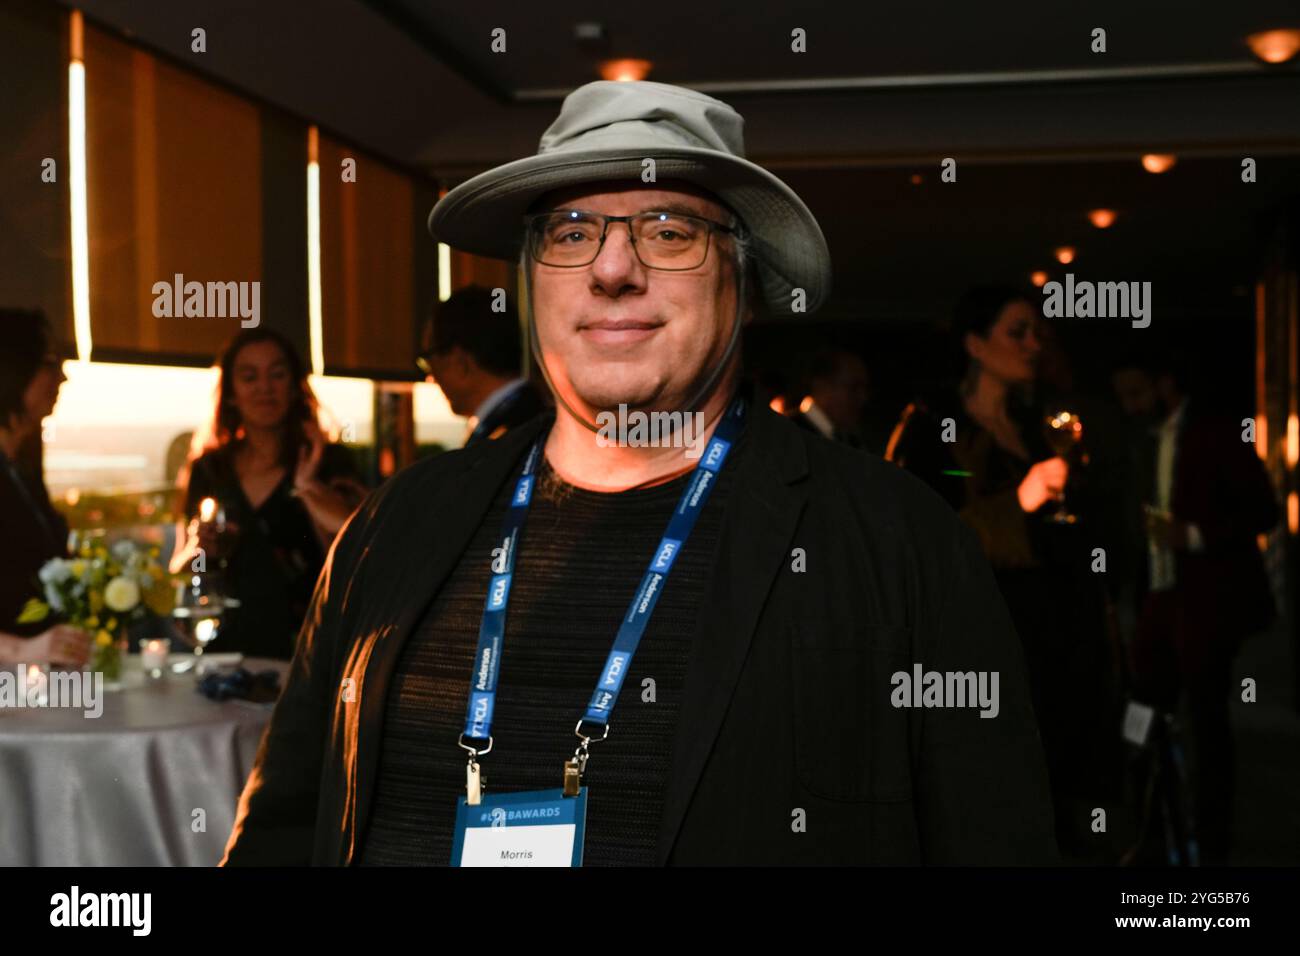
[0,657,286,866]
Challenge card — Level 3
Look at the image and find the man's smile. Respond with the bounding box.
[577,317,664,348]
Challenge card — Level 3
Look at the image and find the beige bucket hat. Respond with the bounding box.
[427,80,832,316]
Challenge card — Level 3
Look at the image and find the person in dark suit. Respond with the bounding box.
[0,308,91,666]
[1111,350,1279,864]
[223,81,1055,866]
[788,347,870,448]
[417,286,546,445]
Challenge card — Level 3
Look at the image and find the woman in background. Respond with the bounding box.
[886,286,1122,860]
[0,309,90,666]
[171,328,366,660]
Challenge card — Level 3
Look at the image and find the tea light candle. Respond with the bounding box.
[140,638,170,677]
[25,663,49,706]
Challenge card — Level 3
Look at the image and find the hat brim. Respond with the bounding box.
[427,147,832,316]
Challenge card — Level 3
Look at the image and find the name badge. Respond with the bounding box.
[451,788,587,867]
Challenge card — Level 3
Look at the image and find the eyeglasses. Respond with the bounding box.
[415,348,443,377]
[523,210,741,271]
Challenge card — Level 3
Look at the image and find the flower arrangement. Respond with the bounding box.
[19,536,171,681]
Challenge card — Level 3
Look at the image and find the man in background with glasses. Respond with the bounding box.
[224,80,1056,866]
[417,285,546,446]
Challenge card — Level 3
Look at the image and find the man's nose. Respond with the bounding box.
[589,223,646,286]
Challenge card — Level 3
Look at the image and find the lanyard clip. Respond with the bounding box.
[458,734,493,806]
[564,720,609,796]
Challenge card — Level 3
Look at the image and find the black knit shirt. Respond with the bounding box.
[357,441,736,866]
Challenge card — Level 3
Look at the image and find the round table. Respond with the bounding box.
[0,656,287,866]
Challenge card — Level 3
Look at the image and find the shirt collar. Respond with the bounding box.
[472,378,527,426]
[1154,397,1188,435]
[800,400,835,439]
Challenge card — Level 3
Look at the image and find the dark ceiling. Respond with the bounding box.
[58,0,1300,331]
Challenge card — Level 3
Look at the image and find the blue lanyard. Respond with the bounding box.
[461,396,746,745]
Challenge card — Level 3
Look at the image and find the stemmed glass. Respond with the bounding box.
[1042,406,1084,524]
[171,575,239,675]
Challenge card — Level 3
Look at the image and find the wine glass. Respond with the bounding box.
[1042,406,1084,524]
[171,575,240,675]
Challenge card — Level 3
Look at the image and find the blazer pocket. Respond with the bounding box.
[789,623,914,803]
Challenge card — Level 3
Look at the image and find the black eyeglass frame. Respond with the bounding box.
[522,209,744,271]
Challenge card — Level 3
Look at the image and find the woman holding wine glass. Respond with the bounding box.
[885,285,1122,861]
[170,329,367,661]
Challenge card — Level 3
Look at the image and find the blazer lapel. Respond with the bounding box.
[655,407,809,864]
[348,415,551,861]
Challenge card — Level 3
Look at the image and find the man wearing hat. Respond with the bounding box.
[224,81,1057,866]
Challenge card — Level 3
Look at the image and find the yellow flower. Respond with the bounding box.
[95,630,112,647]
[85,615,99,630]
[71,560,86,577]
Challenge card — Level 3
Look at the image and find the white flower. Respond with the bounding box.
[111,540,136,563]
[43,584,66,614]
[38,558,72,586]
[104,576,141,613]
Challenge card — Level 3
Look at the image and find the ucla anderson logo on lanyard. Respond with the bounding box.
[449,396,746,867]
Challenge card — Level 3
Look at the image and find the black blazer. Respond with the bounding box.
[222,402,1058,865]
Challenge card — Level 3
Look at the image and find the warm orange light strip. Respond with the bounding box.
[1256,279,1268,459]
[1290,268,1300,470]
[436,185,451,302]
[68,10,91,361]
[306,125,323,375]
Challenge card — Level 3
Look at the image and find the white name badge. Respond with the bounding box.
[1122,700,1156,746]
[452,787,587,867]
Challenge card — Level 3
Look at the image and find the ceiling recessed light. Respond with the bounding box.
[1246,28,1300,64]
[599,58,652,82]
[1141,154,1177,174]
[1088,209,1116,229]
[909,173,923,185]
[1055,247,1075,265]
[1031,271,1049,287]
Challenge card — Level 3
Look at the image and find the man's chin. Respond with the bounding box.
[566,375,665,414]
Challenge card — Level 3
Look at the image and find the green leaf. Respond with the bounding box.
[17,598,52,624]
